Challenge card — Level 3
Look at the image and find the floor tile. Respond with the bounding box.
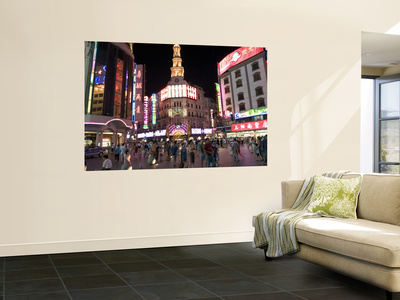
[229,262,305,277]
[69,286,143,300]
[293,286,387,300]
[62,274,127,291]
[139,247,200,260]
[5,257,53,271]
[5,291,71,300]
[5,278,65,296]
[120,269,188,285]
[158,258,220,270]
[206,253,264,266]
[5,268,58,282]
[175,266,247,281]
[134,281,216,300]
[196,277,281,297]
[56,263,114,278]
[108,261,167,273]
[223,292,304,300]
[50,254,102,267]
[93,249,150,263]
[257,273,346,291]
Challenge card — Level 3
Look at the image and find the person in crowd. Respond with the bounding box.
[121,149,132,170]
[120,143,126,158]
[180,143,188,168]
[262,135,268,165]
[171,141,179,167]
[102,155,112,170]
[114,144,120,161]
[197,139,206,167]
[164,140,171,161]
[188,140,196,168]
[231,138,240,162]
[204,138,215,167]
[212,140,220,167]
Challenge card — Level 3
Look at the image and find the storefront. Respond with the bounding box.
[228,120,268,138]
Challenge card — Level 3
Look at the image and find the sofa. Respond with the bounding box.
[254,173,400,300]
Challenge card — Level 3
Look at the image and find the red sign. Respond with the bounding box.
[218,47,264,76]
[231,120,268,132]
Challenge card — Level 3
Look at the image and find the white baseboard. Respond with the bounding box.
[0,230,254,257]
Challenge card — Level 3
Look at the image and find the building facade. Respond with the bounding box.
[217,47,268,138]
[138,44,216,141]
[84,42,136,147]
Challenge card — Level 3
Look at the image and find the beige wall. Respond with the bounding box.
[1,0,400,256]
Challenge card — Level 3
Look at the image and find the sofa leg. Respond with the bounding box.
[263,248,273,261]
[385,290,392,300]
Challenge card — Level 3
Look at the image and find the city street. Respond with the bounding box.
[85,144,267,171]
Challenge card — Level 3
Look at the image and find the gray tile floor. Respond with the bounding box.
[1,242,398,300]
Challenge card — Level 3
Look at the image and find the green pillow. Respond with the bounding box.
[307,176,362,219]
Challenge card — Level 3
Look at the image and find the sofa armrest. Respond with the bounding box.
[281,180,304,209]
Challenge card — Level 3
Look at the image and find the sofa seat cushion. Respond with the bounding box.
[296,217,400,268]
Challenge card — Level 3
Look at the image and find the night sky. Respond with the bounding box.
[132,43,240,99]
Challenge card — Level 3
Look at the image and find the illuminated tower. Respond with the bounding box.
[170,44,184,78]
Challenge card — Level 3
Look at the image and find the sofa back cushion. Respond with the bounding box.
[356,174,400,226]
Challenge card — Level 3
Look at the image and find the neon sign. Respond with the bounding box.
[215,83,222,116]
[151,93,157,125]
[218,47,264,76]
[87,41,98,114]
[231,120,268,132]
[137,129,166,139]
[143,96,149,129]
[132,63,137,122]
[169,124,188,135]
[160,84,197,101]
[235,107,267,119]
[191,128,213,135]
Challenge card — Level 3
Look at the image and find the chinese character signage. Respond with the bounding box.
[235,107,267,119]
[231,120,268,132]
[218,47,264,76]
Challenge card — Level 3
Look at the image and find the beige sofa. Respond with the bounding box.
[259,173,400,300]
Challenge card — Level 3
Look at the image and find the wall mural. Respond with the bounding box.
[84,42,268,171]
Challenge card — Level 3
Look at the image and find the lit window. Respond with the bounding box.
[253,72,261,82]
[257,98,265,108]
[236,79,243,88]
[235,70,241,78]
[255,87,263,96]
[252,62,260,71]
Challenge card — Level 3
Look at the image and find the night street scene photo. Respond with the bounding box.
[84,42,268,171]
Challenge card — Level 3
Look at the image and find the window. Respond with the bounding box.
[257,98,266,108]
[226,98,232,105]
[253,72,261,82]
[235,70,241,78]
[375,75,400,174]
[224,77,229,85]
[252,62,260,71]
[255,87,263,96]
[239,103,246,111]
[236,79,243,88]
[225,86,230,93]
[238,92,244,101]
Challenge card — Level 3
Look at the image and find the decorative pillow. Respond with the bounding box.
[307,176,362,219]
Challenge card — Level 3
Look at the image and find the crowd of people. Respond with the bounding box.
[96,136,267,171]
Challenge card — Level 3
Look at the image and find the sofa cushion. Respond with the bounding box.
[307,176,362,219]
[296,217,400,268]
[357,174,400,226]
